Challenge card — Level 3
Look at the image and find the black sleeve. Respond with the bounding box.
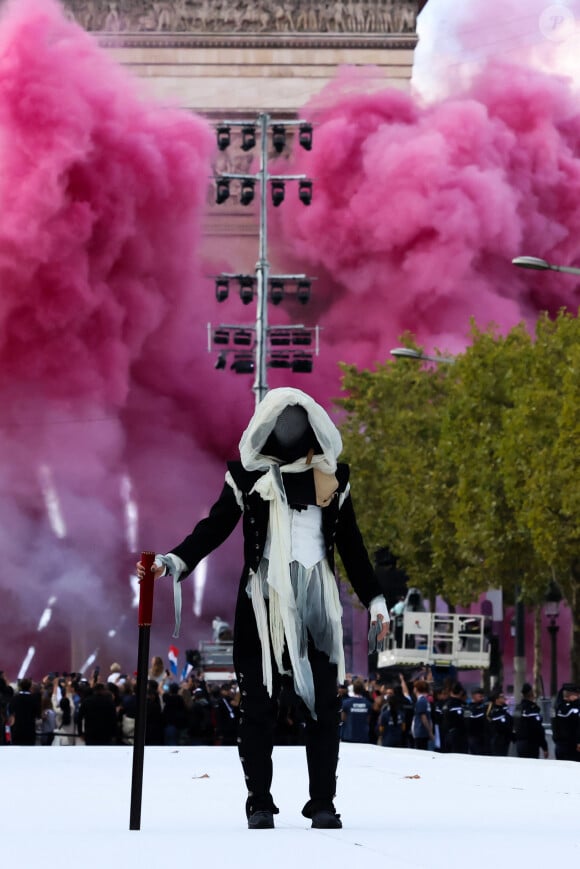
[335,492,383,608]
[170,479,242,578]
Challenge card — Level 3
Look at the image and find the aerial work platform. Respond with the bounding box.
[378,612,490,670]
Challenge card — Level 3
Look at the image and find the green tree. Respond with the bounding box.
[337,342,453,606]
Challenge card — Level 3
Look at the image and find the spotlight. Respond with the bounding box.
[271,181,285,207]
[298,180,313,206]
[272,125,286,154]
[216,178,230,205]
[296,279,311,305]
[233,329,253,346]
[270,279,285,305]
[270,329,291,346]
[215,352,227,370]
[215,278,229,303]
[216,125,231,151]
[238,276,255,305]
[231,354,254,374]
[292,330,312,346]
[240,178,255,206]
[241,126,256,151]
[292,353,313,373]
[269,353,291,369]
[298,123,313,151]
[213,328,230,345]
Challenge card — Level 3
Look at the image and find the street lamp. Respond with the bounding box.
[544,581,563,698]
[512,256,580,276]
[390,347,455,364]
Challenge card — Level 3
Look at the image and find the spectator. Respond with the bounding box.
[214,683,240,746]
[411,679,434,750]
[9,678,41,746]
[39,692,57,746]
[376,684,405,747]
[0,674,14,745]
[515,683,548,759]
[118,680,137,745]
[552,683,580,761]
[107,663,122,685]
[188,687,214,745]
[77,682,117,745]
[341,678,373,743]
[486,690,514,756]
[162,682,189,745]
[145,679,164,745]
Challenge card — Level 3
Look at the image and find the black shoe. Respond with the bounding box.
[311,809,342,829]
[248,810,275,829]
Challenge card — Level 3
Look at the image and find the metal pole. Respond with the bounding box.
[252,112,270,408]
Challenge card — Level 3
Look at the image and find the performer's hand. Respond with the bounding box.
[136,559,164,582]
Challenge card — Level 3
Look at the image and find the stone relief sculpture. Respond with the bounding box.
[62,0,418,35]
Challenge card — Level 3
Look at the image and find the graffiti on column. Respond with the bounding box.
[61,0,419,35]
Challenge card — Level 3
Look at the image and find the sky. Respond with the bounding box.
[1,743,579,867]
[1,0,580,680]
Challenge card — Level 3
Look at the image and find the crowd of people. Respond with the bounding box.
[1,657,579,760]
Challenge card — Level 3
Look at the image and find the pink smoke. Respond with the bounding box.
[270,63,580,363]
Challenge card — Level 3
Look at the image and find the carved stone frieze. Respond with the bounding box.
[62,0,419,36]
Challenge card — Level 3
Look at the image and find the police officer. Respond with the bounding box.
[466,687,488,755]
[442,681,468,753]
[552,683,580,761]
[514,683,548,758]
[486,690,514,756]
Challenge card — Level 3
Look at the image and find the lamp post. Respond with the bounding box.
[512,256,580,276]
[544,581,563,698]
[390,347,456,364]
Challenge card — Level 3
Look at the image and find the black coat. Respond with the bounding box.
[170,461,382,610]
[9,692,41,745]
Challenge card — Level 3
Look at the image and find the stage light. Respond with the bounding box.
[213,328,230,345]
[240,179,255,206]
[270,330,291,346]
[299,123,313,151]
[269,353,291,369]
[216,125,231,150]
[270,279,285,305]
[216,178,230,205]
[231,354,254,374]
[239,276,255,305]
[296,279,311,305]
[241,126,256,151]
[272,125,286,154]
[298,180,313,205]
[233,329,253,346]
[292,330,312,346]
[292,353,313,373]
[271,181,285,207]
[215,352,227,370]
[215,278,229,302]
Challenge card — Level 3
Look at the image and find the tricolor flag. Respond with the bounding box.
[168,645,179,676]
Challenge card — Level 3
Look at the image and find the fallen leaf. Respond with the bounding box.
[404,774,421,779]
[192,773,210,779]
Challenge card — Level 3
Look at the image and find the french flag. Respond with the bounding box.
[168,645,179,676]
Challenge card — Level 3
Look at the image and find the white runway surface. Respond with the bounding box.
[2,744,579,868]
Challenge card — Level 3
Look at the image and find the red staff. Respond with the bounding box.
[130,550,156,830]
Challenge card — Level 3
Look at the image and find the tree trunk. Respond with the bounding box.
[533,605,543,696]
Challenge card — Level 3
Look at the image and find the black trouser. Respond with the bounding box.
[234,590,340,816]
